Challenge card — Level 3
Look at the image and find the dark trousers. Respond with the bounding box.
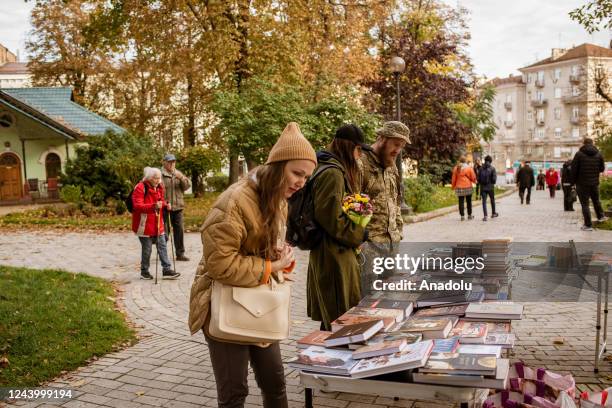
[205,334,288,408]
[458,195,472,216]
[519,186,531,204]
[577,184,604,228]
[548,185,556,198]
[163,210,185,256]
[481,190,496,217]
[562,186,574,211]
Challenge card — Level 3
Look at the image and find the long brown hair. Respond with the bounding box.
[329,138,359,191]
[250,162,287,260]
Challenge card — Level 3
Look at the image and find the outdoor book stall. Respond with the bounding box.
[290,239,524,408]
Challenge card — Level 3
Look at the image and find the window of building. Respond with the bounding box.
[506,112,513,121]
[554,88,562,98]
[537,109,545,121]
[572,127,580,138]
[572,107,580,119]
[536,91,544,101]
[572,85,580,96]
[554,147,561,158]
[506,94,512,103]
[536,128,545,138]
[0,112,14,128]
[527,73,533,83]
[554,107,561,120]
[45,153,62,179]
[571,65,579,76]
[537,71,544,82]
[554,128,562,138]
[527,111,533,121]
[554,68,561,81]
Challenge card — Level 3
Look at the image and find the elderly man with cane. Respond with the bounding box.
[162,154,192,263]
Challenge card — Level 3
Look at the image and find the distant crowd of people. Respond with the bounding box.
[451,137,608,231]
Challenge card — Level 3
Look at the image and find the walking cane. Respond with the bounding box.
[168,174,176,271]
[154,207,161,285]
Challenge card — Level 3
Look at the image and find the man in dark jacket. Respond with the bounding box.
[561,160,575,212]
[479,155,498,221]
[516,161,535,204]
[571,138,608,230]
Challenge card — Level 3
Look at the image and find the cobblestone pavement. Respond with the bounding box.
[2,189,612,408]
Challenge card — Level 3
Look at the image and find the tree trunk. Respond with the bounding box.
[229,152,240,184]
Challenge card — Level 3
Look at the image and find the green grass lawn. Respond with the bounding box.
[410,186,508,214]
[0,266,136,386]
[0,193,219,232]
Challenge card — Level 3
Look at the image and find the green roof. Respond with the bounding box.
[0,87,125,137]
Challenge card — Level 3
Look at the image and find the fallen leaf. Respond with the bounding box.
[135,391,145,396]
[0,357,9,368]
[552,337,565,345]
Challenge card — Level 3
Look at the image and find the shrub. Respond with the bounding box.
[206,173,229,192]
[82,185,105,207]
[59,185,82,204]
[601,177,612,201]
[404,174,436,213]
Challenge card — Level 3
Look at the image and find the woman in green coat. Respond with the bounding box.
[307,124,370,331]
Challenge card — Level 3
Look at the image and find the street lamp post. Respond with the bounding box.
[389,56,411,214]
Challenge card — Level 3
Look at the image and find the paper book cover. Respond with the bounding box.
[432,337,460,353]
[486,322,511,334]
[399,318,451,333]
[289,346,357,373]
[457,344,502,357]
[297,330,332,348]
[349,339,434,378]
[484,333,515,348]
[449,321,488,341]
[331,314,394,332]
[421,353,497,375]
[348,306,405,322]
[325,320,383,346]
[466,302,523,318]
[414,304,468,318]
[352,339,406,359]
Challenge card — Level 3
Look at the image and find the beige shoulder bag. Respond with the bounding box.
[209,273,291,343]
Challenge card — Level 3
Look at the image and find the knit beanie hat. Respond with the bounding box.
[265,122,317,165]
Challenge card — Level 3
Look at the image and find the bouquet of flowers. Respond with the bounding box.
[342,193,373,227]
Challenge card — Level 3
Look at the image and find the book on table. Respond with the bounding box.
[347,332,422,350]
[331,310,396,332]
[397,317,453,340]
[352,339,407,359]
[420,353,497,376]
[297,330,332,349]
[288,346,357,376]
[413,358,509,389]
[357,297,414,320]
[465,302,523,320]
[449,320,488,344]
[484,333,515,349]
[457,344,502,357]
[432,337,460,353]
[349,339,434,379]
[413,304,468,318]
[324,320,384,347]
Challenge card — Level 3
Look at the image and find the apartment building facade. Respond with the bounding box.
[0,43,30,88]
[485,43,612,173]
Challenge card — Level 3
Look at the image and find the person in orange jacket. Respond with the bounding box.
[451,156,477,221]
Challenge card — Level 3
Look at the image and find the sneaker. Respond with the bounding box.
[581,225,594,231]
[491,213,499,218]
[176,255,190,262]
[468,215,474,220]
[140,272,153,280]
[482,216,488,222]
[597,216,609,223]
[162,270,181,279]
[461,216,465,221]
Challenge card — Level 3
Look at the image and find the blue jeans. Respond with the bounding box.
[139,235,172,274]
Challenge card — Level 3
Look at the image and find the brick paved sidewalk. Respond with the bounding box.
[2,188,612,408]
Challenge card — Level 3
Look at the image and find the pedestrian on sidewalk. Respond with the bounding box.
[307,125,370,331]
[161,153,191,262]
[358,121,409,296]
[537,169,546,190]
[131,167,179,280]
[474,158,482,197]
[479,155,498,221]
[561,160,575,212]
[451,156,476,221]
[188,122,316,408]
[546,167,559,198]
[516,161,535,205]
[571,137,608,231]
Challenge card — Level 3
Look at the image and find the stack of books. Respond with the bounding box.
[481,239,513,277]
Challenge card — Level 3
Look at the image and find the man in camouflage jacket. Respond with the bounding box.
[358,121,410,295]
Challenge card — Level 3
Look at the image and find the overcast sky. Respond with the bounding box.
[1,0,610,79]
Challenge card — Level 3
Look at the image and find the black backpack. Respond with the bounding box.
[125,183,148,213]
[286,163,340,250]
[478,166,493,186]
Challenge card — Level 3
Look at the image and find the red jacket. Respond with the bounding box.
[131,181,167,237]
[545,169,559,187]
